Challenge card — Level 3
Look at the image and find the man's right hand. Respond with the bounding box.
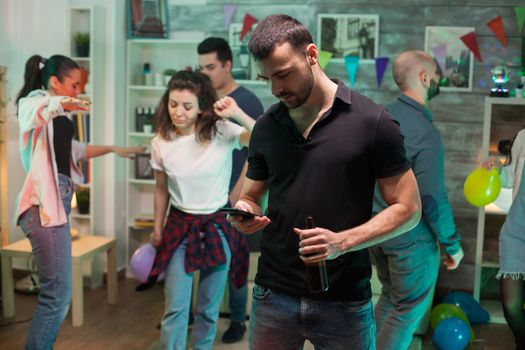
[227,200,271,234]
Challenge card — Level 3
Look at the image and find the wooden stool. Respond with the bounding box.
[1,235,118,326]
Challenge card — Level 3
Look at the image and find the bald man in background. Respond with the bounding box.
[370,50,464,350]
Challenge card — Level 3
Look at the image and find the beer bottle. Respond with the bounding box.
[304,216,329,293]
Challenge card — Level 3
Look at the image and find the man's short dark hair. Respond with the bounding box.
[248,14,313,61]
[197,37,233,64]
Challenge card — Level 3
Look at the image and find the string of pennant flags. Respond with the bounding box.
[224,6,525,88]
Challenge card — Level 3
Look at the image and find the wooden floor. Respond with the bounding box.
[0,277,517,349]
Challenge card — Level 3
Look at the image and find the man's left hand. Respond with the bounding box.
[294,227,346,262]
[443,246,464,270]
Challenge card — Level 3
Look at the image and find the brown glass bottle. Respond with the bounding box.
[304,216,329,293]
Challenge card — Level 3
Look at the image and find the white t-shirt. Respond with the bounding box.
[150,120,244,214]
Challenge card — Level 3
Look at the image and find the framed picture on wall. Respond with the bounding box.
[228,23,244,48]
[127,0,169,39]
[317,14,379,62]
[228,23,257,48]
[425,26,474,91]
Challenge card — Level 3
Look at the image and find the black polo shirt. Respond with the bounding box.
[247,81,410,301]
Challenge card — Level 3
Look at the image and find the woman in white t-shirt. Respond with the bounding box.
[146,71,254,350]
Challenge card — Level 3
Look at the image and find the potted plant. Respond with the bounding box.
[163,69,177,85]
[76,189,90,214]
[73,32,90,57]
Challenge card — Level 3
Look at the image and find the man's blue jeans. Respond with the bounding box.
[160,231,231,350]
[369,237,439,350]
[18,174,74,350]
[249,284,376,350]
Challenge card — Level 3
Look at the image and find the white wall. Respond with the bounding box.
[0,0,128,268]
[0,0,70,243]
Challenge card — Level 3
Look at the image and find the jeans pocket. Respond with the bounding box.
[252,283,271,300]
[58,181,72,199]
[19,207,38,237]
[340,299,371,313]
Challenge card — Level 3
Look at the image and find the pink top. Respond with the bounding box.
[14,90,86,227]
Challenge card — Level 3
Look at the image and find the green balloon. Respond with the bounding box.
[463,167,501,207]
[430,303,475,341]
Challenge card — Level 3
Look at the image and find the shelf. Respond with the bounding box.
[479,299,506,324]
[129,132,155,138]
[71,56,90,62]
[128,224,154,230]
[129,81,266,90]
[129,85,165,91]
[128,39,201,45]
[69,5,100,238]
[484,203,507,215]
[475,96,522,303]
[485,188,512,214]
[485,97,525,106]
[129,178,155,185]
[76,183,91,189]
[481,260,499,268]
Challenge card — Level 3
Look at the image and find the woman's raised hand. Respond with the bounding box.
[213,96,241,120]
[61,97,91,111]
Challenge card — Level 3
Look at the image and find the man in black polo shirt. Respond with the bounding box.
[228,14,421,349]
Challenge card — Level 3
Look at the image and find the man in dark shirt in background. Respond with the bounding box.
[198,37,264,344]
[228,14,421,349]
[371,50,464,350]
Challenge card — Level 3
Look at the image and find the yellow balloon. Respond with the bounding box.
[464,167,501,207]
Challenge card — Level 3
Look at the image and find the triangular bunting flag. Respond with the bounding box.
[460,32,483,63]
[240,14,257,41]
[431,44,447,75]
[515,7,525,33]
[344,56,359,87]
[318,50,333,69]
[224,5,236,29]
[374,57,389,88]
[486,16,507,47]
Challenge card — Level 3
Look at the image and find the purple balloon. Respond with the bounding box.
[130,243,164,282]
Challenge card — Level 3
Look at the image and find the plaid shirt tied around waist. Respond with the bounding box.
[136,206,249,291]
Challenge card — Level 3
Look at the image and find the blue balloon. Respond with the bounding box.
[432,317,470,350]
[442,291,490,324]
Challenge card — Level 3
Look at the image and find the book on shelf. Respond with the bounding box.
[134,213,154,228]
[72,111,91,184]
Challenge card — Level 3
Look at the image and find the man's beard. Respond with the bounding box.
[277,64,314,109]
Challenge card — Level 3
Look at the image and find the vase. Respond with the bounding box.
[77,201,90,214]
[76,44,89,57]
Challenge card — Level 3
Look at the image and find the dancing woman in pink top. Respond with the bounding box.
[15,54,143,350]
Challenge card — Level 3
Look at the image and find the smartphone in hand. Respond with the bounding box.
[219,207,256,218]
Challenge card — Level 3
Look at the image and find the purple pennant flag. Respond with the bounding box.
[432,44,447,74]
[224,5,236,29]
[374,57,389,88]
[344,56,359,87]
